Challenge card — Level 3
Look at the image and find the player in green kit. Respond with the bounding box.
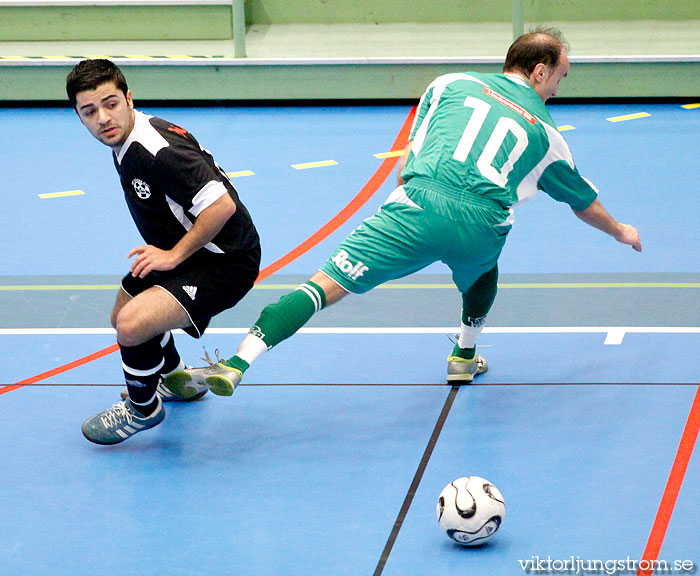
[165,28,642,398]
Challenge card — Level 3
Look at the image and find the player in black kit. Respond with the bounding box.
[67,59,260,444]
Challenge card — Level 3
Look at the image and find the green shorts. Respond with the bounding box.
[319,186,511,294]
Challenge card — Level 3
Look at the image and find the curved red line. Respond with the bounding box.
[257,106,415,281]
[1,106,416,395]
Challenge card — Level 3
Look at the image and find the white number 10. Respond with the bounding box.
[452,96,528,188]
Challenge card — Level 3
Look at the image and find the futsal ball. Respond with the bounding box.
[437,476,505,546]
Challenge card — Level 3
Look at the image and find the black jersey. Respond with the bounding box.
[113,110,259,255]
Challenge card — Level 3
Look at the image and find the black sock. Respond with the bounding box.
[121,336,164,410]
[159,331,183,375]
[130,397,160,417]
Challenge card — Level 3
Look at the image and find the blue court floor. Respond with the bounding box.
[1,101,699,576]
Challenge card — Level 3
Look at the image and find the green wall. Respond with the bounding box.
[1,0,697,42]
[244,0,700,24]
[1,0,698,100]
[3,60,699,101]
[0,5,232,41]
[527,0,700,21]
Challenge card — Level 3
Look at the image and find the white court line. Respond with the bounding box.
[0,327,699,345]
[604,329,627,345]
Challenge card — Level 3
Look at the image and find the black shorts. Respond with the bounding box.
[121,245,261,338]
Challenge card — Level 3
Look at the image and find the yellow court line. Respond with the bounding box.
[557,125,575,132]
[607,112,651,123]
[1,56,30,60]
[125,55,154,59]
[682,103,700,109]
[291,160,338,170]
[0,285,120,291]
[376,283,700,289]
[226,170,255,178]
[256,282,700,290]
[253,284,457,290]
[38,190,85,199]
[2,282,700,292]
[373,150,405,159]
[253,284,460,290]
[498,282,700,289]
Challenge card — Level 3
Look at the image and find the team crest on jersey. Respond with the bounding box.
[131,178,151,199]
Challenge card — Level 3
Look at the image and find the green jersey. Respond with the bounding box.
[402,72,598,224]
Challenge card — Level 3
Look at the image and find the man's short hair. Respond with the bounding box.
[66,59,128,108]
[503,27,568,76]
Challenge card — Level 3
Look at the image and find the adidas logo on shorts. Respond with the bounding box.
[182,285,198,300]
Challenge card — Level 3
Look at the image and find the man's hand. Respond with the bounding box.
[614,223,642,252]
[128,245,179,278]
[574,199,642,252]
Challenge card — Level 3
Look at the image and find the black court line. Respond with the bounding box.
[7,382,697,387]
[239,382,697,387]
[373,384,460,576]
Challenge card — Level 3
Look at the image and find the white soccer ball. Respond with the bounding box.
[437,476,506,546]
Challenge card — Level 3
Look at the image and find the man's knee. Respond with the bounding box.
[115,288,189,346]
[115,304,146,347]
[111,289,131,331]
[110,308,119,330]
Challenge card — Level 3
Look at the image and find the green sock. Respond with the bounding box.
[224,281,327,372]
[451,342,476,360]
[224,356,249,373]
[463,265,499,320]
[456,265,498,358]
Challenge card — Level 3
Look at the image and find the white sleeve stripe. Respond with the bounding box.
[189,180,228,218]
[582,176,600,194]
[165,194,224,254]
[409,90,428,136]
[515,122,576,205]
[165,195,192,231]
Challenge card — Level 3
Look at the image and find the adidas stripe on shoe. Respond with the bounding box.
[120,377,207,403]
[82,397,165,445]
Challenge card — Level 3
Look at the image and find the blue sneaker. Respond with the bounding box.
[82,397,165,445]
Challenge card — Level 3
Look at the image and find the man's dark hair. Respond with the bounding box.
[66,59,129,108]
[503,27,568,76]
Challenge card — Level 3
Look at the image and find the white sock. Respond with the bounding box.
[235,333,269,365]
[458,321,483,349]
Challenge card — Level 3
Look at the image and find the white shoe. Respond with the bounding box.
[446,354,488,383]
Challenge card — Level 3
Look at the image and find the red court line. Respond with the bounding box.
[0,344,120,396]
[0,106,416,397]
[256,106,415,281]
[637,382,700,576]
